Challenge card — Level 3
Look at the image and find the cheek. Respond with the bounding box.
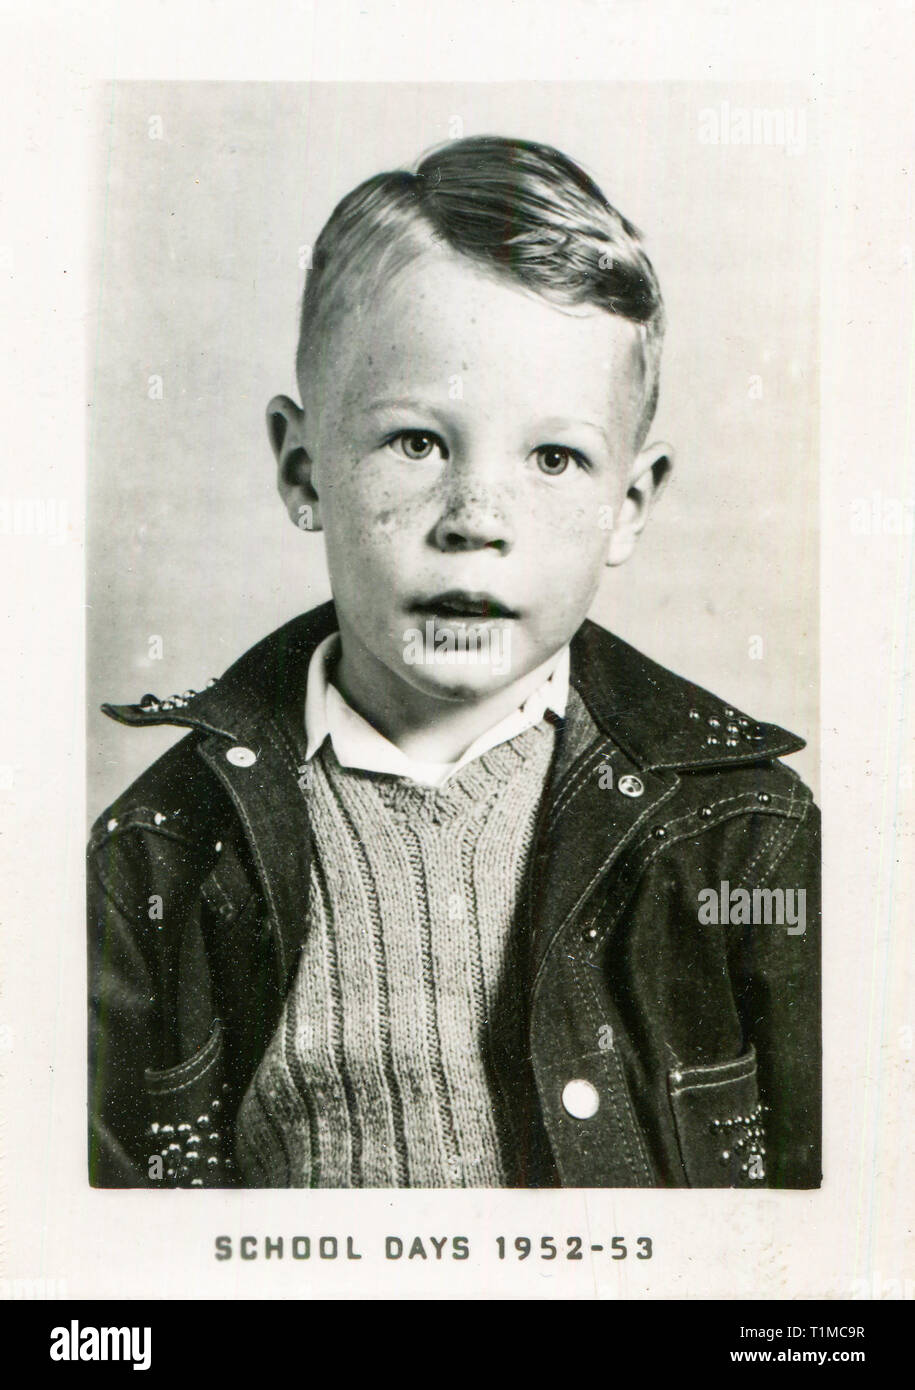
[524,498,610,613]
[530,494,608,564]
[324,474,430,577]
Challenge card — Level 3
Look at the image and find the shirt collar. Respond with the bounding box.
[304,631,569,787]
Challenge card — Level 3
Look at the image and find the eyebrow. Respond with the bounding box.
[360,397,450,416]
[536,416,611,445]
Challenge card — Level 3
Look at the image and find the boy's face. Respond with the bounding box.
[277,250,668,707]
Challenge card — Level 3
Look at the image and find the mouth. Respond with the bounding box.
[410,590,521,621]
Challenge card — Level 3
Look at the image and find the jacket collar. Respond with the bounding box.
[102,602,804,774]
[568,619,804,769]
[102,603,805,997]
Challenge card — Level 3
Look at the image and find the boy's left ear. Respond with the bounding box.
[605,442,674,567]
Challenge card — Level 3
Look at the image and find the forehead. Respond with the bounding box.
[316,251,645,436]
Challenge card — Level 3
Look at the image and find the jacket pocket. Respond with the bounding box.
[144,1019,235,1187]
[667,1045,768,1187]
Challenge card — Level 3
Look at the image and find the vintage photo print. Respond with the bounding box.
[5,0,912,1309]
[86,79,818,1195]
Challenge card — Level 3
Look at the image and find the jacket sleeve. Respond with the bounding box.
[87,835,159,1187]
[728,793,821,1188]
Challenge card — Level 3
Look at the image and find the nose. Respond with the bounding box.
[432,472,514,554]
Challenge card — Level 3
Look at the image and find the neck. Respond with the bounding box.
[334,624,563,764]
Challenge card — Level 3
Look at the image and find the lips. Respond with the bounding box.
[410,590,520,620]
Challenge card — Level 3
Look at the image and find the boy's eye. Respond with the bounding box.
[387,430,447,462]
[535,445,584,476]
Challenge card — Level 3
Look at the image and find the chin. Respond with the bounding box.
[397,659,518,705]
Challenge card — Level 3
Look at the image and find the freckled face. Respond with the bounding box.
[302,250,645,702]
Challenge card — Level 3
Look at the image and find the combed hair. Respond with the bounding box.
[297,135,665,446]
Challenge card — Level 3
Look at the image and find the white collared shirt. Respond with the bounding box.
[304,632,569,788]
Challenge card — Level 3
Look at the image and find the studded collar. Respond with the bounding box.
[101,600,805,774]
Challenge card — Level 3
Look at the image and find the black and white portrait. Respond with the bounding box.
[86,81,820,1192]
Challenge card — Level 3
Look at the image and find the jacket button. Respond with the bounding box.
[617,774,644,798]
[561,1079,600,1119]
[226,746,257,767]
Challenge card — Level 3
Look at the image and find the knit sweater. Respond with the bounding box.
[233,718,557,1187]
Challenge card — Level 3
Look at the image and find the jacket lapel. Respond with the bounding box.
[528,614,805,975]
[528,629,682,981]
[190,603,339,996]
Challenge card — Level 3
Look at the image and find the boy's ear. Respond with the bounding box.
[266,394,322,533]
[605,441,674,567]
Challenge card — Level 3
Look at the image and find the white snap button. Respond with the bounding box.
[562,1079,600,1119]
[226,746,257,768]
[617,774,644,798]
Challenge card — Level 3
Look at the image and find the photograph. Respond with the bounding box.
[4,0,914,1334]
[86,81,820,1190]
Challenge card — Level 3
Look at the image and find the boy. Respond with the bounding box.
[88,135,820,1189]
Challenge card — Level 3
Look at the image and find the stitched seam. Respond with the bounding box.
[642,791,775,841]
[550,784,797,876]
[201,846,255,917]
[665,791,795,825]
[206,747,286,976]
[548,743,606,823]
[568,956,648,1183]
[145,1046,220,1096]
[669,1069,756,1096]
[577,956,654,1182]
[269,715,305,777]
[144,1021,222,1091]
[202,872,235,914]
[89,820,198,859]
[671,1046,757,1085]
[532,776,680,993]
[670,1050,757,1092]
[744,781,797,878]
[621,808,774,884]
[103,709,236,741]
[546,744,613,829]
[647,745,803,770]
[259,717,311,966]
[756,798,808,881]
[591,801,797,945]
[565,784,677,916]
[614,1048,654,1182]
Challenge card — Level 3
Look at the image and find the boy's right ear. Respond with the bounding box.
[266,394,322,533]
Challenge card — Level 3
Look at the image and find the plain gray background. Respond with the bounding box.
[88,81,819,818]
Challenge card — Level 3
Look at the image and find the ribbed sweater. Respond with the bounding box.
[233,719,556,1187]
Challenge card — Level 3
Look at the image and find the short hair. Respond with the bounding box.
[297,135,665,447]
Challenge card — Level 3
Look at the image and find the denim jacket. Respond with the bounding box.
[88,601,820,1189]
